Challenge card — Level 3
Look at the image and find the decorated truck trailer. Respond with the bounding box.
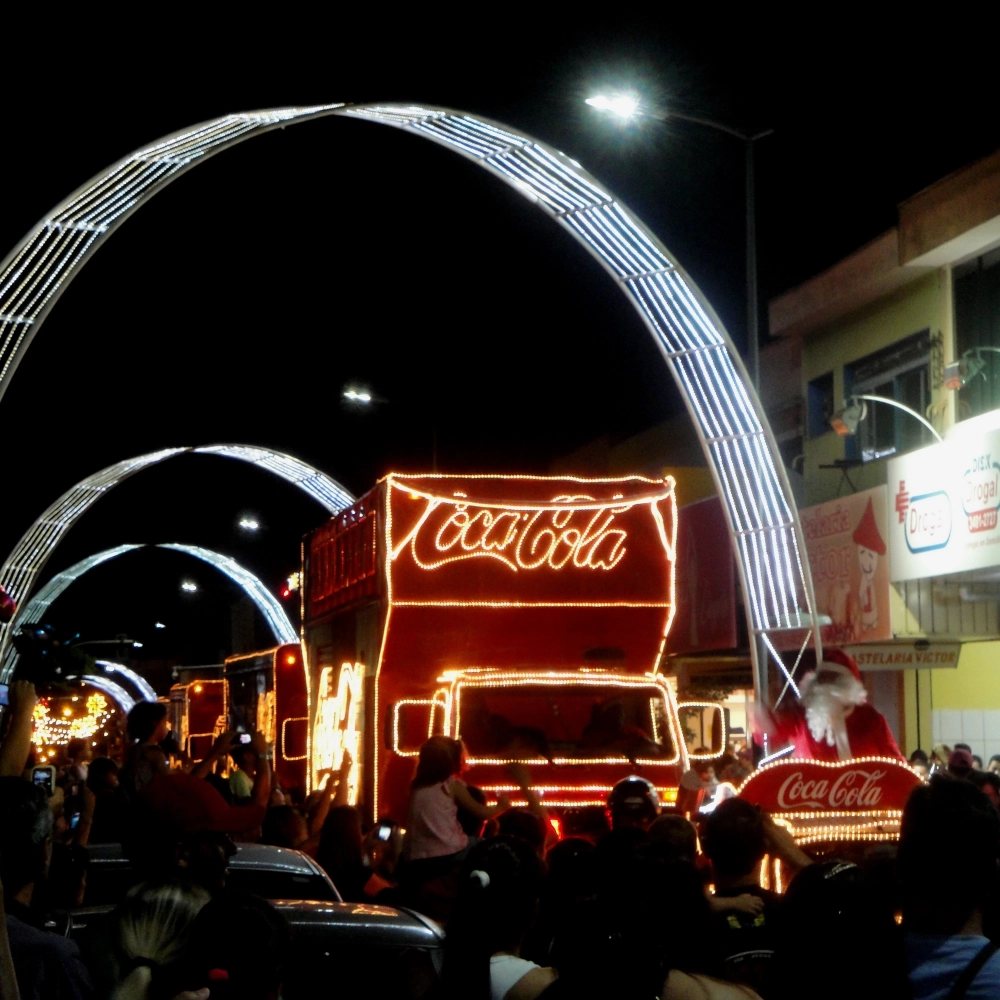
[301,472,703,824]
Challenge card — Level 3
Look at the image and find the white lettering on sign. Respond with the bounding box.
[905,491,952,554]
[390,490,677,574]
[777,768,887,809]
[964,457,1000,534]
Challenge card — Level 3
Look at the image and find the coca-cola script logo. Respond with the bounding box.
[777,768,886,809]
[391,494,668,573]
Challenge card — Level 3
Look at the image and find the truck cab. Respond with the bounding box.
[303,472,688,823]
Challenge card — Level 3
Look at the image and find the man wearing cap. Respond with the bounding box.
[765,649,904,762]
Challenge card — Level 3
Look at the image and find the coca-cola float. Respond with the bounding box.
[742,648,922,887]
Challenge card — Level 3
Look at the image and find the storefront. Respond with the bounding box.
[798,413,1000,759]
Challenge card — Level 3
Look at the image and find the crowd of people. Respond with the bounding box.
[2,675,1000,999]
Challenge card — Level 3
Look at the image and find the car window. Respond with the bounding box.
[225,869,339,902]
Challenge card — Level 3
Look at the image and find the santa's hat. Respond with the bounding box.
[852,499,886,555]
[818,647,862,683]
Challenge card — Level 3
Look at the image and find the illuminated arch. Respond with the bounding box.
[0,444,352,664]
[0,103,819,701]
[1,542,298,682]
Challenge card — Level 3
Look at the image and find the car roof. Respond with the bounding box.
[85,842,324,876]
[230,843,322,875]
[270,900,444,947]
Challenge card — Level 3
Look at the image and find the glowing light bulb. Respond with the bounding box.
[585,94,640,119]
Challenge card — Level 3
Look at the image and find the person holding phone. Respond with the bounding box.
[0,681,38,779]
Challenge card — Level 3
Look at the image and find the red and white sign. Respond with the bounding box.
[739,757,920,812]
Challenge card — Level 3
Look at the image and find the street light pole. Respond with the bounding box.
[585,98,772,390]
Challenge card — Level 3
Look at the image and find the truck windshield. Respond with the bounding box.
[457,684,673,760]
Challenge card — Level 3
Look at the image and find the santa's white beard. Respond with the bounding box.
[800,671,868,748]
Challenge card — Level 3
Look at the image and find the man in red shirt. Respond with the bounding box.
[135,731,271,835]
[763,648,904,762]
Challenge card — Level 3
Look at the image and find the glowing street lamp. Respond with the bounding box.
[343,387,373,404]
[584,91,772,390]
[180,580,198,593]
[584,93,640,120]
[238,517,260,531]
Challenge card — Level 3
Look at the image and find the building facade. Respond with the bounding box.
[763,148,1000,761]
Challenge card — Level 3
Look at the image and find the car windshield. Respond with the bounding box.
[458,683,673,759]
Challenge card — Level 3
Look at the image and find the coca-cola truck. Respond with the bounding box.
[302,472,704,824]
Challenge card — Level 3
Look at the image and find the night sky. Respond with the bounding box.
[3,18,999,678]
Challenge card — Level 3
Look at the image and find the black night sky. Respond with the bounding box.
[3,17,999,679]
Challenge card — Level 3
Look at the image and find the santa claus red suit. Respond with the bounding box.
[766,648,904,762]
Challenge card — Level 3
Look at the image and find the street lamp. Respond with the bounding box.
[829,394,943,444]
[585,92,772,389]
[943,347,1000,390]
[342,387,373,404]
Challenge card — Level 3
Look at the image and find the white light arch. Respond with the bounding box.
[1,541,298,682]
[0,444,353,665]
[0,103,819,703]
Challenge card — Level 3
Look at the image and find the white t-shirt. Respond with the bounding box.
[407,775,469,860]
[490,954,541,1000]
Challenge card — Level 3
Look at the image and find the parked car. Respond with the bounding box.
[82,841,340,905]
[71,843,444,999]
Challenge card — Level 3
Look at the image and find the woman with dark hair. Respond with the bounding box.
[405,737,509,867]
[439,836,556,1000]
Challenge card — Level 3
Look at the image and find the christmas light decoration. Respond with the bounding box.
[32,691,111,750]
[676,700,728,760]
[0,102,818,711]
[0,446,354,675]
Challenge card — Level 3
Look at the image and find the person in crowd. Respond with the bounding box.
[404,737,510,872]
[496,808,548,857]
[900,774,1000,997]
[930,744,952,772]
[83,757,132,844]
[910,749,931,780]
[988,754,1000,775]
[646,813,698,864]
[560,842,761,998]
[606,775,660,832]
[969,768,1000,810]
[0,777,93,1000]
[183,891,291,1000]
[948,748,976,779]
[0,681,37,778]
[131,731,270,843]
[0,873,21,1000]
[260,750,351,856]
[438,836,557,1000]
[126,702,170,748]
[64,739,93,787]
[701,798,812,995]
[315,806,392,900]
[103,880,209,1000]
[456,785,490,839]
[757,648,904,761]
[768,860,910,1000]
[228,740,258,802]
[973,754,984,771]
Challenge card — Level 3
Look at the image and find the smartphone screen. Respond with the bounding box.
[0,683,8,706]
[377,823,392,841]
[32,767,54,797]
[239,733,252,744]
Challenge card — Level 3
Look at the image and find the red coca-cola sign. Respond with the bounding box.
[739,758,921,812]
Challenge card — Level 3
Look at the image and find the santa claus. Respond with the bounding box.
[766,648,904,762]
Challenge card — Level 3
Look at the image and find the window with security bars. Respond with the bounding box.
[955,249,1000,420]
[845,330,933,462]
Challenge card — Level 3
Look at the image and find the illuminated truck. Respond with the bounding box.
[224,643,309,793]
[303,472,695,824]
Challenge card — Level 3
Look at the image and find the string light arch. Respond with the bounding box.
[1,542,299,682]
[0,444,353,666]
[0,103,819,704]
